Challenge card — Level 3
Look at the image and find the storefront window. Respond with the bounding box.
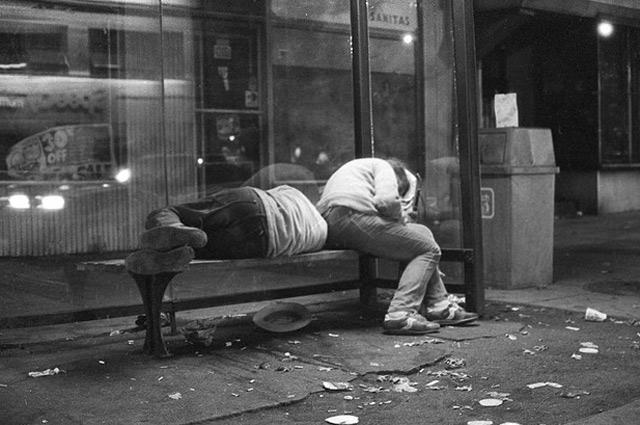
[0,0,475,326]
[599,22,640,164]
[268,0,355,199]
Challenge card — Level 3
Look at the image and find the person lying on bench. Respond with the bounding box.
[126,185,327,274]
[316,157,478,335]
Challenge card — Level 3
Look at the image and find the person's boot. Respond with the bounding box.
[140,224,207,251]
[125,246,194,275]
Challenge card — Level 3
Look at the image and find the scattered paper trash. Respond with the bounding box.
[527,381,562,389]
[28,368,62,378]
[322,381,353,391]
[585,308,607,322]
[325,414,359,424]
[561,390,590,399]
[467,420,493,425]
[168,392,182,400]
[444,357,466,370]
[479,398,503,407]
[109,330,122,336]
[391,377,419,393]
[571,353,583,360]
[486,391,512,401]
[426,380,445,390]
[579,342,599,354]
[565,326,580,331]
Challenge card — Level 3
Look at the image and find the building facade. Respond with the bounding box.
[476,0,640,214]
[0,1,481,324]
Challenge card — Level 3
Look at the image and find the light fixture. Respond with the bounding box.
[402,33,414,44]
[197,157,204,165]
[598,21,614,38]
[115,168,131,183]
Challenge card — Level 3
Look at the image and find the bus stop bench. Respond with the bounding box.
[77,248,477,358]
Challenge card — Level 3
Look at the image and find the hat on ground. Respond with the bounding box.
[252,302,311,333]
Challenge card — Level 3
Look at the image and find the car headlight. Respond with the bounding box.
[38,195,65,210]
[8,194,30,209]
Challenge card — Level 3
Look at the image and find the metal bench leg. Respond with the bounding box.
[358,255,377,306]
[130,271,179,358]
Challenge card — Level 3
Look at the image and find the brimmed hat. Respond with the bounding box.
[252,302,311,333]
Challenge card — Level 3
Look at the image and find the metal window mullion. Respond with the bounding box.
[451,0,484,314]
[627,28,634,162]
[350,0,373,158]
[597,33,603,164]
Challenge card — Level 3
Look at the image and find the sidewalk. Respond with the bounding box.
[1,211,640,425]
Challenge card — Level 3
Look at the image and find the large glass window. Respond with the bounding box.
[269,0,355,197]
[0,0,474,326]
[599,22,640,164]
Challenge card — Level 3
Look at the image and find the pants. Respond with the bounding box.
[145,187,268,259]
[322,206,448,314]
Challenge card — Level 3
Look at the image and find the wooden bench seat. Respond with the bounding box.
[77,248,479,358]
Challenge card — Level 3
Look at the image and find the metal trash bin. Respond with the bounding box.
[479,128,559,289]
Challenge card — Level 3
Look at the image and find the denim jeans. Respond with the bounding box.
[145,187,268,259]
[322,206,448,314]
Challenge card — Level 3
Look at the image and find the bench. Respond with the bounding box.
[77,247,479,358]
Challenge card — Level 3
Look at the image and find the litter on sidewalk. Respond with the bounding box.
[585,307,607,322]
[28,367,63,378]
[325,414,359,424]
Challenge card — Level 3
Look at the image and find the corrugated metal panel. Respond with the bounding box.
[122,93,166,248]
[0,185,130,256]
[164,85,199,204]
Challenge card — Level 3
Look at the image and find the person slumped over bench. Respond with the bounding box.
[317,158,478,335]
[127,161,477,339]
[126,185,327,273]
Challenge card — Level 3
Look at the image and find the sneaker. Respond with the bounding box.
[425,303,478,326]
[140,224,207,251]
[383,311,440,335]
[125,246,194,275]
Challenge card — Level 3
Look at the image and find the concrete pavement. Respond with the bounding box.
[1,211,640,424]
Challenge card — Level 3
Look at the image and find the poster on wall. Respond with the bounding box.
[494,93,519,128]
[5,123,114,181]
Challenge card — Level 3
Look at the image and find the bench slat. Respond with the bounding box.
[77,249,361,273]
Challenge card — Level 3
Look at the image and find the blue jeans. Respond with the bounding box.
[145,187,268,259]
[322,206,448,314]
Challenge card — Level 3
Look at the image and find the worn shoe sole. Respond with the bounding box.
[140,225,207,250]
[125,246,195,275]
[432,314,479,326]
[383,327,440,335]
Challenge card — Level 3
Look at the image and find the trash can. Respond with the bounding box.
[479,128,559,289]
